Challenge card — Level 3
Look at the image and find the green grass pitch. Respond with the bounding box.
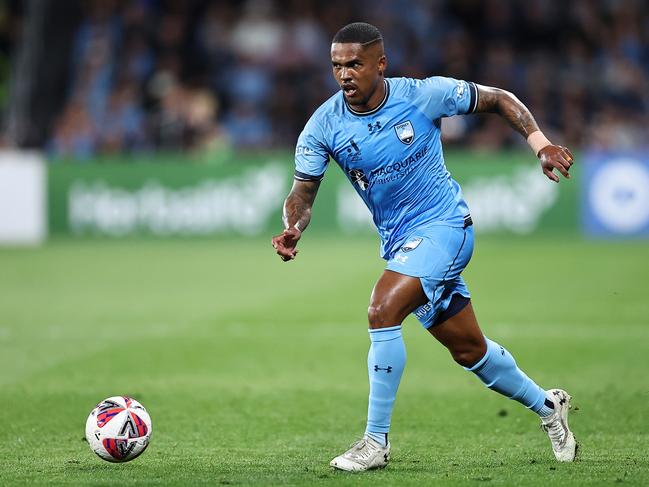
[0,236,648,485]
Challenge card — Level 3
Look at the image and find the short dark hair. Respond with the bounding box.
[332,22,383,46]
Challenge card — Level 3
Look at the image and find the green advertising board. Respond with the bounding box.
[48,151,578,237]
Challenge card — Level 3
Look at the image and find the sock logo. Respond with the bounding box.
[374,365,393,373]
[500,346,505,355]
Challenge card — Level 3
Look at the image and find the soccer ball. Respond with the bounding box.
[85,396,152,463]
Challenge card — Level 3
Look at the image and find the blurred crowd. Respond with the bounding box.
[0,1,19,137]
[2,0,649,158]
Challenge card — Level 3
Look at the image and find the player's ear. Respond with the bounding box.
[378,55,387,76]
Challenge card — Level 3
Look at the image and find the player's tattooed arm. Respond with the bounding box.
[272,179,320,261]
[474,84,539,138]
[474,84,574,182]
[282,179,320,232]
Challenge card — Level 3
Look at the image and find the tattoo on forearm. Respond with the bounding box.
[475,85,539,138]
[283,180,320,231]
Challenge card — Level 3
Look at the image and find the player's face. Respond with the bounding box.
[331,42,386,111]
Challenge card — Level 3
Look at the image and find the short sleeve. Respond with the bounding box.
[413,77,478,120]
[294,117,330,182]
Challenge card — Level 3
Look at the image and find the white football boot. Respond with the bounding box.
[330,436,390,472]
[541,388,578,462]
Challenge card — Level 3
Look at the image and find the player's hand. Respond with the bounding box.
[271,227,302,262]
[539,145,574,183]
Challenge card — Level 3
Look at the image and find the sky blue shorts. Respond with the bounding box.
[385,224,474,329]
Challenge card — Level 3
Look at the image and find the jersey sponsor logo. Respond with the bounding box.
[346,139,363,162]
[296,145,317,156]
[394,120,415,145]
[371,145,429,185]
[367,121,382,133]
[400,237,422,252]
[348,168,369,191]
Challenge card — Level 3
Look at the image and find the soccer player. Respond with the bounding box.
[272,22,577,472]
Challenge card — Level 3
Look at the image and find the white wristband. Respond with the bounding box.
[527,131,552,157]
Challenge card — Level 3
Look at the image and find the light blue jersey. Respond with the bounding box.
[295,76,478,259]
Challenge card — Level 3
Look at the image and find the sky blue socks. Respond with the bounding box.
[466,337,553,416]
[364,330,552,448]
[365,325,406,446]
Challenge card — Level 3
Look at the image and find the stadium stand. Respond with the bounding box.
[1,0,648,157]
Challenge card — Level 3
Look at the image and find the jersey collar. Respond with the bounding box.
[344,80,390,117]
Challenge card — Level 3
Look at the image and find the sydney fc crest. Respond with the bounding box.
[400,238,422,252]
[394,121,414,145]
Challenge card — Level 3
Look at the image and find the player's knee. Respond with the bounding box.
[449,341,487,368]
[451,350,481,367]
[367,303,400,329]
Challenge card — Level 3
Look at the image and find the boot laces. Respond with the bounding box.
[346,439,379,461]
[542,417,566,447]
